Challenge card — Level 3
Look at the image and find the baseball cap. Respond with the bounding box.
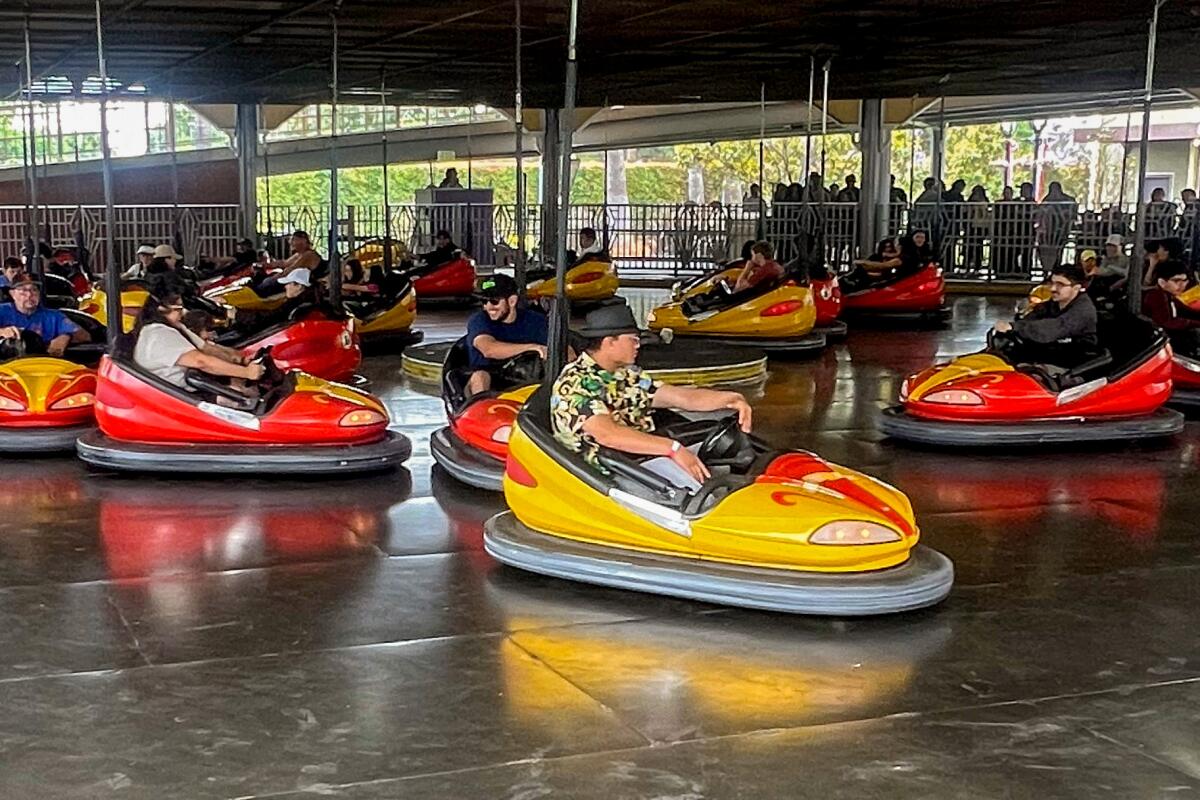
[279,268,312,287]
[477,273,518,299]
[137,244,156,256]
[9,275,40,290]
[153,244,181,260]
[1080,249,1097,262]
[1105,234,1123,246]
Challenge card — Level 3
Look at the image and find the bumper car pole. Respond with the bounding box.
[22,19,41,279]
[327,6,344,309]
[93,0,120,351]
[547,0,579,374]
[380,68,393,273]
[513,0,526,291]
[1128,0,1165,314]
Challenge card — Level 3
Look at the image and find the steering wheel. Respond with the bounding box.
[987,328,1025,362]
[697,415,744,463]
[0,331,27,362]
[188,295,225,318]
[498,350,545,386]
[250,345,285,387]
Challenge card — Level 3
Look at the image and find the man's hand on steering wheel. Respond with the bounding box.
[530,343,548,359]
[993,320,1014,334]
[667,440,711,484]
[723,395,753,432]
[0,326,21,340]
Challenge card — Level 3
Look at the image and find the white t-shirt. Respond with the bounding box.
[133,323,203,388]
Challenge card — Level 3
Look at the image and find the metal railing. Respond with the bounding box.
[3,201,1197,283]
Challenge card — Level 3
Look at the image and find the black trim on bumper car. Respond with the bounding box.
[484,511,954,616]
[430,426,504,491]
[76,430,411,474]
[878,405,1185,447]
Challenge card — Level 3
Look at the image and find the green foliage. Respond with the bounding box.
[671,135,861,201]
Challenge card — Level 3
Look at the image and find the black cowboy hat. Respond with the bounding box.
[575,303,641,339]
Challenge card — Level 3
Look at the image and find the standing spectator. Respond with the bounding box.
[992,186,1020,276]
[1015,182,1037,275]
[1144,187,1177,240]
[964,185,991,274]
[888,174,908,235]
[805,173,828,203]
[1177,188,1198,261]
[910,177,941,245]
[742,183,762,214]
[1036,182,1078,273]
[837,175,860,203]
[940,179,967,268]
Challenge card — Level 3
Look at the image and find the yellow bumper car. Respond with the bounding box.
[204,278,289,313]
[78,284,151,334]
[484,385,953,615]
[646,270,826,354]
[344,280,424,349]
[526,259,620,306]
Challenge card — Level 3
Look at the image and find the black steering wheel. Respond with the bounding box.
[498,350,545,386]
[0,331,28,361]
[697,415,744,463]
[250,345,285,388]
[987,328,1025,362]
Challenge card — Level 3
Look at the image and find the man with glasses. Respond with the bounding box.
[992,263,1098,369]
[0,276,83,358]
[552,304,752,487]
[465,274,549,397]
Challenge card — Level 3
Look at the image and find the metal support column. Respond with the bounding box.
[930,121,945,184]
[94,0,121,349]
[858,98,890,260]
[541,108,561,266]
[1129,0,1167,313]
[235,103,260,243]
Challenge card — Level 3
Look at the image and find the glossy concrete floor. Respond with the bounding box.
[3,294,1200,799]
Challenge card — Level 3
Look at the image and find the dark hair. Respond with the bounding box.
[1148,237,1185,259]
[292,230,310,241]
[181,309,213,335]
[875,237,895,254]
[134,288,185,336]
[1154,260,1190,283]
[739,240,755,261]
[580,226,596,239]
[750,241,774,259]
[435,229,452,240]
[344,258,364,284]
[1051,263,1088,285]
[2,256,21,270]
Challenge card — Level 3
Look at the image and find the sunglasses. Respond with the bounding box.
[483,297,506,306]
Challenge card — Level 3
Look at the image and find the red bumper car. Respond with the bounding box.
[225,306,362,383]
[1168,344,1200,410]
[810,274,847,340]
[841,264,950,324]
[430,339,539,491]
[76,352,410,474]
[879,312,1184,446]
[408,255,477,301]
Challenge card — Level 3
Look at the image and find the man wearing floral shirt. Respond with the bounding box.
[551,304,752,485]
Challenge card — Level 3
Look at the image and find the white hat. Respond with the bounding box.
[278,268,311,287]
[1105,234,1123,246]
[136,244,156,256]
[153,243,182,260]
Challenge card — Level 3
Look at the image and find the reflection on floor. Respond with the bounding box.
[2,294,1200,799]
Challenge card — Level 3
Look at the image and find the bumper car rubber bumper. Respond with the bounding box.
[842,305,952,324]
[430,426,504,491]
[815,320,849,341]
[665,331,826,354]
[878,405,1185,447]
[484,511,954,616]
[76,430,411,475]
[0,423,93,454]
[1168,389,1200,410]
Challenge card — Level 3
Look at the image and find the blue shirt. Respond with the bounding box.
[0,303,78,344]
[466,306,548,369]
[0,275,9,288]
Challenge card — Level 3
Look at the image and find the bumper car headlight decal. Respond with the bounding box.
[0,395,25,411]
[809,521,902,545]
[922,389,983,405]
[491,425,512,443]
[340,409,386,427]
[51,393,94,410]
